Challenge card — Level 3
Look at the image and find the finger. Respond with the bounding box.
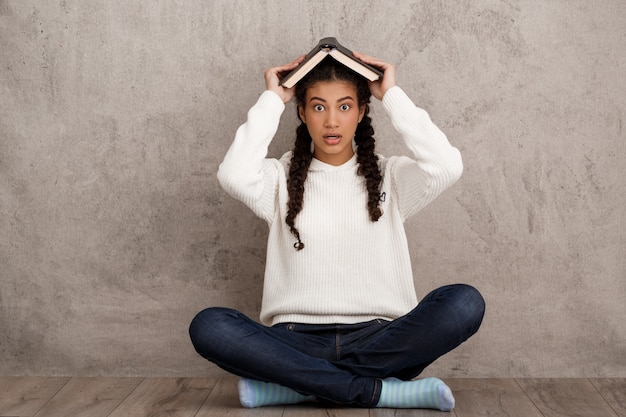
[268,55,305,83]
[353,51,379,64]
[279,54,306,72]
[353,51,390,71]
[267,55,304,73]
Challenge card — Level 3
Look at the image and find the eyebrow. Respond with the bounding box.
[308,95,355,103]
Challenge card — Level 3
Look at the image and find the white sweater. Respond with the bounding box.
[218,86,462,326]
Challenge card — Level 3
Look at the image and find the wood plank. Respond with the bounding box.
[371,405,453,417]
[195,376,285,417]
[31,377,142,417]
[284,404,370,417]
[0,376,69,417]
[108,377,216,417]
[447,378,542,417]
[517,378,619,417]
[590,378,626,417]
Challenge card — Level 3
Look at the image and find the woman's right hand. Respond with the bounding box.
[264,55,305,103]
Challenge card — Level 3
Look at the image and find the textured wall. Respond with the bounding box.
[1,0,624,377]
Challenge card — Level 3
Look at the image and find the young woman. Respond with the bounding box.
[189,49,485,411]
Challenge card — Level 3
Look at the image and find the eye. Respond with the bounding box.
[314,104,325,112]
[340,104,351,111]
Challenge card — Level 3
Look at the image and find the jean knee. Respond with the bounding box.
[455,284,485,330]
[189,307,237,357]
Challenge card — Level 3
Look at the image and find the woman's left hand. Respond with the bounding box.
[353,51,396,100]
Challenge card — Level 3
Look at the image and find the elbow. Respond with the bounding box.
[217,161,265,203]
[451,152,463,184]
[216,162,228,190]
[443,148,463,186]
[217,162,238,196]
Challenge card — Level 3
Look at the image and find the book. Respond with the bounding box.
[280,37,383,88]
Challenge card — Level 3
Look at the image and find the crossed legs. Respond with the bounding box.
[189,284,485,408]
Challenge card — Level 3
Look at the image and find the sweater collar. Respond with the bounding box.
[309,153,358,172]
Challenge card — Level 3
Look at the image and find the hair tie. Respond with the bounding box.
[293,240,304,250]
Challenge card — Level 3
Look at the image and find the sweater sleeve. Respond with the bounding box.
[217,90,285,222]
[381,86,463,220]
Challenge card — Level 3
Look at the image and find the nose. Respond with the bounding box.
[325,109,338,128]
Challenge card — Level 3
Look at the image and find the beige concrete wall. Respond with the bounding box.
[1,0,624,377]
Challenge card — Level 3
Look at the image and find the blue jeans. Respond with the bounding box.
[189,284,485,407]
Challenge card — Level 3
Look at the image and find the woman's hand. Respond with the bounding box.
[264,55,305,103]
[352,51,396,101]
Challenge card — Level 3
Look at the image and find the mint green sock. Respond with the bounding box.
[376,377,455,410]
[237,378,316,408]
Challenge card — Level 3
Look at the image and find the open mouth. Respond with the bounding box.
[323,133,342,145]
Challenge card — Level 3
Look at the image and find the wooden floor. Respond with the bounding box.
[0,376,624,417]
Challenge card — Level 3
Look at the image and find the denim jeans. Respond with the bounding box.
[189,284,485,407]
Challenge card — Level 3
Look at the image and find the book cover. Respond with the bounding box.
[280,37,383,88]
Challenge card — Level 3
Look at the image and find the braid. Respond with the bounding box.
[355,110,383,221]
[286,57,383,249]
[286,124,313,250]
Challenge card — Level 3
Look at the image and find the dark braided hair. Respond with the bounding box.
[286,57,383,250]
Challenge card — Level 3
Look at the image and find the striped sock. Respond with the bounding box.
[376,377,455,411]
[237,378,316,408]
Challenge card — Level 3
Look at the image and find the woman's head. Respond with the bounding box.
[295,57,372,116]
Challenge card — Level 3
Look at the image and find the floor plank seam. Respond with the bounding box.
[513,378,547,417]
[191,376,220,417]
[104,377,145,417]
[32,377,72,417]
[589,378,622,417]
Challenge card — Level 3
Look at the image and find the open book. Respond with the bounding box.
[280,37,383,88]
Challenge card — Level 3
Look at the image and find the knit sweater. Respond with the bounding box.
[217,86,463,326]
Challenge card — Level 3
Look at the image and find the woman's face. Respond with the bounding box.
[298,80,365,166]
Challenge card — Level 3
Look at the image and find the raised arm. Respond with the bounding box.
[355,52,462,219]
[217,56,304,220]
